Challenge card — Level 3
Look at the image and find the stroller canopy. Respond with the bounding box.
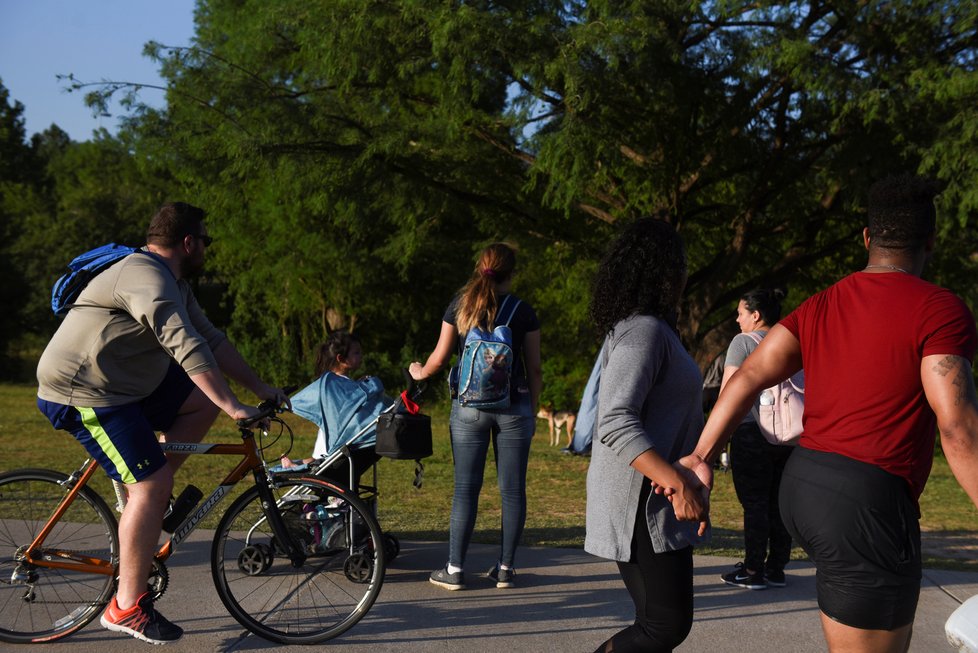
[291,372,394,455]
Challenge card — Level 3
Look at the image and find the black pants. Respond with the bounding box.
[729,421,793,573]
[594,483,694,653]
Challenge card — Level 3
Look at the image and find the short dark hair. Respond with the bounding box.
[741,288,785,325]
[146,202,207,247]
[867,174,939,250]
[589,218,687,335]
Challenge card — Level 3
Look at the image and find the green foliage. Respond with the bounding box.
[109,0,978,383]
[6,3,978,394]
[0,81,35,370]
[5,130,174,344]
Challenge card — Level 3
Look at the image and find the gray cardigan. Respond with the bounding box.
[584,315,708,562]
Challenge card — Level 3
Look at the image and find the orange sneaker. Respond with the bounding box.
[100,592,183,644]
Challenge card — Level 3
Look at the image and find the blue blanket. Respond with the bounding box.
[290,372,393,455]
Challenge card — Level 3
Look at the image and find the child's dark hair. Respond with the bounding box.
[314,331,361,376]
[741,288,786,325]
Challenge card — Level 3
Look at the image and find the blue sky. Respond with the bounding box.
[0,0,197,142]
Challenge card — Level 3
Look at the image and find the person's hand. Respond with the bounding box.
[408,362,425,381]
[678,454,714,494]
[230,404,262,422]
[669,454,713,536]
[666,472,706,518]
[256,383,291,410]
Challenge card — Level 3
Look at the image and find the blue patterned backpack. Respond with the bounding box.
[453,295,522,409]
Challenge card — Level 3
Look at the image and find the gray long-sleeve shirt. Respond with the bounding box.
[37,250,226,407]
[584,315,708,562]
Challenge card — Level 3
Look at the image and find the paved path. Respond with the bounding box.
[18,530,978,652]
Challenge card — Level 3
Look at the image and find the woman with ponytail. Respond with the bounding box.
[717,288,794,591]
[410,243,542,591]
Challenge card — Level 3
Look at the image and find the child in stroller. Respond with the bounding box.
[276,331,401,559]
[280,331,392,490]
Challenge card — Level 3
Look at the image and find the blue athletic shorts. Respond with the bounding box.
[37,361,196,484]
[779,446,921,630]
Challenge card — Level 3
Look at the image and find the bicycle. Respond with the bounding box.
[0,396,386,645]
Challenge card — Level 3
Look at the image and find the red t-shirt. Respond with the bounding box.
[780,272,977,499]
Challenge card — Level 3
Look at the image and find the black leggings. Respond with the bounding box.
[729,421,793,573]
[594,483,694,653]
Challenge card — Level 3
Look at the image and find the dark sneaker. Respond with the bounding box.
[100,592,183,644]
[721,562,767,590]
[765,568,786,587]
[487,563,516,588]
[429,566,465,590]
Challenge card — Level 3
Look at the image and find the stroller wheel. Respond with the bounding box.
[383,533,400,561]
[343,552,373,584]
[237,543,274,576]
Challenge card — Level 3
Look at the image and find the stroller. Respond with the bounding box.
[275,372,432,563]
[218,376,431,643]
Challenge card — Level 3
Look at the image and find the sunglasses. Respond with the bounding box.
[194,234,214,247]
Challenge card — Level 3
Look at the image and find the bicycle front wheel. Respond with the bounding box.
[0,468,118,643]
[211,475,385,644]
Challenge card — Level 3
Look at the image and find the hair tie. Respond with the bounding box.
[481,268,496,279]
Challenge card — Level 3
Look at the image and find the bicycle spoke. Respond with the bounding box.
[0,471,117,644]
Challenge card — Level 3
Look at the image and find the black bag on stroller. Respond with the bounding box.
[374,412,432,460]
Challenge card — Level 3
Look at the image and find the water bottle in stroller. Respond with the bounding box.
[302,499,368,553]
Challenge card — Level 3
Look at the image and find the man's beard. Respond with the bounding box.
[180,255,205,278]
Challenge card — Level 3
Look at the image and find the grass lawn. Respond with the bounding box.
[1,383,975,570]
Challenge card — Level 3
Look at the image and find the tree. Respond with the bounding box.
[84,1,978,393]
[0,80,40,374]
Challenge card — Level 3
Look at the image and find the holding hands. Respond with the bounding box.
[655,454,714,536]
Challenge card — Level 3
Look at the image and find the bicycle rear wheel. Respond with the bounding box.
[0,469,118,643]
[211,475,385,644]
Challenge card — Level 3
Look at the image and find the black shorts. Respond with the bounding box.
[779,447,921,630]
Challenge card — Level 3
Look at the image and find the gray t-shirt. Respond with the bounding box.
[724,330,766,424]
[37,251,226,407]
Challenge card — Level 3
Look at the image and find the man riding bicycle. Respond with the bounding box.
[36,202,288,644]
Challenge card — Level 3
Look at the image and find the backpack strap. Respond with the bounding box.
[744,331,764,346]
[496,295,522,328]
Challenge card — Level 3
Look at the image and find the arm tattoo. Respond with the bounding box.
[932,355,977,406]
[932,355,956,378]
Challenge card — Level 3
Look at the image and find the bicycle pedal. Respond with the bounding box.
[162,484,203,533]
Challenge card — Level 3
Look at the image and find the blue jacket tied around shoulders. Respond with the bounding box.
[290,373,393,456]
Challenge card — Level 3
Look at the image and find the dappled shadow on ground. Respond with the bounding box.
[385,526,977,571]
[921,529,978,571]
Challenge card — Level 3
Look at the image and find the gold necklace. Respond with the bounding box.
[864,264,910,274]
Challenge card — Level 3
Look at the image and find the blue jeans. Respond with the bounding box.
[448,396,535,568]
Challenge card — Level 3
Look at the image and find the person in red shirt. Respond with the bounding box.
[674,174,978,652]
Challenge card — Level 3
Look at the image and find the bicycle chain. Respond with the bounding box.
[12,548,168,601]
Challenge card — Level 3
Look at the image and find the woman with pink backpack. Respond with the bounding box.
[718,288,798,591]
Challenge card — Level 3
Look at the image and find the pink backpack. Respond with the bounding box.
[744,331,805,445]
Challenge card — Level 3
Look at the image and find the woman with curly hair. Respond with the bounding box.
[410,243,542,591]
[586,218,708,653]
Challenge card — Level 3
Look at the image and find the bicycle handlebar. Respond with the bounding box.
[235,385,298,429]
